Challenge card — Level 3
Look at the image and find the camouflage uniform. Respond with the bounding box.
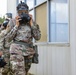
[4,19,41,75]
[0,20,17,75]
[0,13,13,75]
[0,28,11,75]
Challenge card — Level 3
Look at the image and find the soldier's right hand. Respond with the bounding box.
[15,16,21,27]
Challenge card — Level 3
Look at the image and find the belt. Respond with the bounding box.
[4,47,9,49]
[14,41,31,46]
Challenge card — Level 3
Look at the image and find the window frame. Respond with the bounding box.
[47,0,70,45]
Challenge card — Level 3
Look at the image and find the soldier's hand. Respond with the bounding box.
[15,16,21,27]
[29,14,33,26]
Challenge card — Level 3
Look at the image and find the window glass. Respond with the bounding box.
[26,0,34,9]
[56,3,68,23]
[49,24,69,42]
[29,10,34,19]
[49,0,69,42]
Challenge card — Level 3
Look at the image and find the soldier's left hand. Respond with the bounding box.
[29,14,33,26]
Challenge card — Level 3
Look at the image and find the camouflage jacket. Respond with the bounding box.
[0,29,10,50]
[5,19,41,44]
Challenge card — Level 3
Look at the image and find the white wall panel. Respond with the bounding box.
[7,0,17,18]
[29,45,71,75]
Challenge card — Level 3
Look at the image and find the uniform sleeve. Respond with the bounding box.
[31,22,41,41]
[0,19,17,50]
[0,30,7,50]
[0,37,4,50]
[7,19,15,30]
[4,18,18,42]
[0,26,17,50]
[5,26,18,42]
[0,20,13,50]
[0,29,10,38]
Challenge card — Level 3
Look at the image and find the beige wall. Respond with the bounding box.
[36,3,47,42]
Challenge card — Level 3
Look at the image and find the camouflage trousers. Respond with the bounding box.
[10,42,35,75]
[10,43,26,75]
[0,42,35,75]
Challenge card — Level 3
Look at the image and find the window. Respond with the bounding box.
[29,10,34,19]
[26,0,34,9]
[49,0,69,42]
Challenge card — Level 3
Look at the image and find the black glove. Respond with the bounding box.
[0,57,7,67]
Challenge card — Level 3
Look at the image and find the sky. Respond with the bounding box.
[0,0,7,17]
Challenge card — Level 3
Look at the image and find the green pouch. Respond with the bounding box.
[32,45,39,64]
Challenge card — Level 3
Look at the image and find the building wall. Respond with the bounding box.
[7,0,17,18]
[7,0,76,75]
[70,0,76,75]
[29,45,71,75]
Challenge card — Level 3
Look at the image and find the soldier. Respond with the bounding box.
[5,13,12,20]
[0,21,10,75]
[0,13,13,75]
[4,1,41,75]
